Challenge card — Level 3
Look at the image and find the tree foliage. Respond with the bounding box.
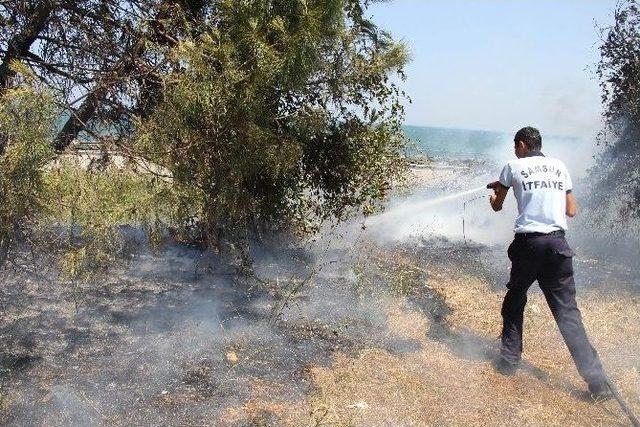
[136,0,409,246]
[45,159,175,280]
[0,64,55,265]
[593,0,640,219]
[0,0,409,265]
[1,1,209,149]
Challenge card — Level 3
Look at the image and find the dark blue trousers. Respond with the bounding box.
[501,231,606,385]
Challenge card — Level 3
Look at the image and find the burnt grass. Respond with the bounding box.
[1,233,637,426]
[0,238,429,426]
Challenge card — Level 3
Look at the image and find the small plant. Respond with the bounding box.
[387,262,425,297]
[352,245,426,297]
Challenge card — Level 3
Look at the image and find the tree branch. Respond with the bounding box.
[0,0,55,89]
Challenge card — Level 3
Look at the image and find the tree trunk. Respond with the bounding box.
[0,1,54,89]
[0,1,54,155]
[53,85,107,151]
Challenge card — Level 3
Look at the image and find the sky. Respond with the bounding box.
[368,0,619,136]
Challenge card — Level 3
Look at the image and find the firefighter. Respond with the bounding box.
[489,126,611,400]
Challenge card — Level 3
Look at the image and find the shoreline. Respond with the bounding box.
[406,157,483,187]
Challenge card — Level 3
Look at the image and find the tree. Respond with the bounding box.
[135,0,409,248]
[592,0,640,219]
[0,0,409,256]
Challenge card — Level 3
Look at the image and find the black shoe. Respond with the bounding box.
[588,381,613,401]
[494,358,518,376]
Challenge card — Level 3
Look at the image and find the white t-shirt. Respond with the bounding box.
[498,152,573,234]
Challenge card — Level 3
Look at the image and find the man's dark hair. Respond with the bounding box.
[514,126,542,151]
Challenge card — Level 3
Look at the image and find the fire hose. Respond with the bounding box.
[606,377,640,427]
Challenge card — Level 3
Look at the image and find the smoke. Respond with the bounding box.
[360,161,517,246]
[1,230,429,425]
[1,129,637,426]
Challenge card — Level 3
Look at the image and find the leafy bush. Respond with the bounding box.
[44,158,175,280]
[0,66,55,265]
[591,1,640,219]
[0,65,173,279]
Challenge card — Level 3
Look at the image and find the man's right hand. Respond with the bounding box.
[566,192,577,217]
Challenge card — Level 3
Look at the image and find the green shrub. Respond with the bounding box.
[0,66,55,266]
[44,158,175,280]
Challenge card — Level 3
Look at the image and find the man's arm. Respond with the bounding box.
[566,192,577,217]
[490,185,509,211]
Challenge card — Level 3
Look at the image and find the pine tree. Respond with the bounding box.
[135,0,410,246]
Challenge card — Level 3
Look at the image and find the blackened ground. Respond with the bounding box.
[1,232,637,426]
[0,239,424,426]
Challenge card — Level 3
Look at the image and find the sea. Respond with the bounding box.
[403,124,593,180]
[404,124,507,160]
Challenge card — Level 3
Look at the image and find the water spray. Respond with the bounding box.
[460,181,504,244]
[368,185,488,233]
[404,184,489,244]
[420,185,486,208]
[407,184,489,244]
[462,193,488,245]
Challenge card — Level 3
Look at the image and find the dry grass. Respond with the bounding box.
[218,245,639,426]
[302,308,633,426]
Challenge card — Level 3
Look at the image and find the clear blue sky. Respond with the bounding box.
[368,0,618,136]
